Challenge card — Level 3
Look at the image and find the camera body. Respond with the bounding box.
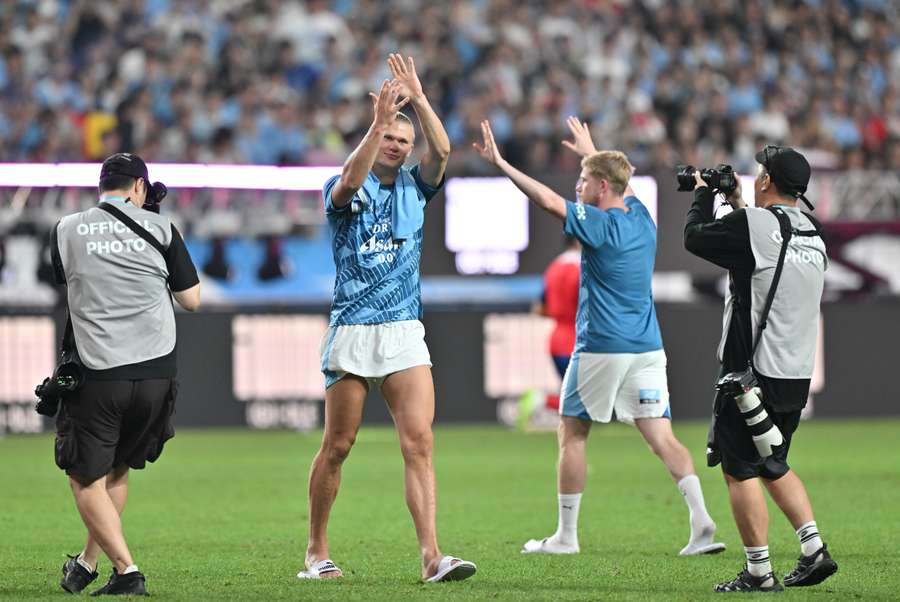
[716,368,784,458]
[676,163,738,196]
[34,360,84,417]
[142,181,168,214]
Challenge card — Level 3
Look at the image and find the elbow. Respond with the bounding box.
[339,174,363,191]
[683,228,698,254]
[434,143,451,161]
[187,289,201,312]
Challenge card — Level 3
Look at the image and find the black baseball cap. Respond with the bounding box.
[754,145,814,210]
[99,152,149,183]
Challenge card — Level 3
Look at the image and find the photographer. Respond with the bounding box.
[682,147,836,593]
[46,153,199,596]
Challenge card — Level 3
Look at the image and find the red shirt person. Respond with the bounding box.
[540,237,580,409]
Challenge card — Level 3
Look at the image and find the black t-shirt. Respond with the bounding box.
[684,187,810,412]
[51,220,199,381]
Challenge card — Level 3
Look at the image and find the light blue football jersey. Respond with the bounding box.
[323,165,441,326]
[563,196,663,354]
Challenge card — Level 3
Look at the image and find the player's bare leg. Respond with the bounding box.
[304,375,367,578]
[635,417,725,555]
[523,416,590,554]
[381,366,442,579]
[557,416,591,493]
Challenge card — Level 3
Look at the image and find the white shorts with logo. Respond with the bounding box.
[560,349,671,425]
[320,319,432,389]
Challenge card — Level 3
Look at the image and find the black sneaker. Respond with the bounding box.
[60,554,98,594]
[784,544,838,587]
[90,569,148,596]
[714,567,784,592]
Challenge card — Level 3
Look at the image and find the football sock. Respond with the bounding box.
[745,545,772,577]
[797,521,823,556]
[554,493,582,545]
[122,565,139,575]
[677,474,713,529]
[76,553,94,573]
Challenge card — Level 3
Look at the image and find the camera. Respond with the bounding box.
[716,368,784,458]
[34,361,84,417]
[143,181,168,214]
[676,163,738,195]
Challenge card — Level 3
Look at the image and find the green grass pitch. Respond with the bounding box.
[2,419,899,600]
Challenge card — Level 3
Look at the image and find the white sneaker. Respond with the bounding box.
[679,521,726,556]
[521,537,580,554]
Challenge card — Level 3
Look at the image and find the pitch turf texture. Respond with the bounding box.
[2,420,898,601]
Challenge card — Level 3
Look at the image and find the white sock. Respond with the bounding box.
[122,564,139,575]
[745,545,772,577]
[76,553,94,573]
[797,521,824,556]
[677,475,712,530]
[553,493,582,545]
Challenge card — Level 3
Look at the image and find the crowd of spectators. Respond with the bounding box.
[0,0,899,176]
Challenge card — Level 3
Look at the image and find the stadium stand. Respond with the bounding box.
[0,0,897,173]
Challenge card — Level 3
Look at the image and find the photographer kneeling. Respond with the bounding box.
[682,147,837,592]
[45,153,200,596]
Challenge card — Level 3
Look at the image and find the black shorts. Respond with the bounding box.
[707,372,808,481]
[710,395,801,481]
[54,378,177,483]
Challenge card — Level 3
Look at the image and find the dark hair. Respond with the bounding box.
[99,174,137,193]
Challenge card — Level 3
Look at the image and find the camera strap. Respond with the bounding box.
[97,202,171,269]
[749,206,793,369]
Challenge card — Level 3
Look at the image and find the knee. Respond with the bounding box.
[400,429,433,464]
[645,437,667,457]
[645,432,681,458]
[321,434,356,465]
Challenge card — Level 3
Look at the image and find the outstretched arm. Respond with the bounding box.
[330,80,410,208]
[474,120,567,220]
[389,53,450,187]
[562,116,636,196]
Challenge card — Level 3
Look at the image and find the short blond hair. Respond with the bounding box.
[581,151,633,195]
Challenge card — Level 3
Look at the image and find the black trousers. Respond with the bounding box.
[55,378,177,483]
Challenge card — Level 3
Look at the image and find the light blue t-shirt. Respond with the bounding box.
[563,196,663,354]
[323,165,441,326]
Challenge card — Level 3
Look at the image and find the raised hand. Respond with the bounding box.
[472,120,504,166]
[562,116,598,157]
[368,80,411,128]
[388,53,424,101]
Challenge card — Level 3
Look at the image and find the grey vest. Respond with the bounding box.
[717,206,827,379]
[56,198,176,370]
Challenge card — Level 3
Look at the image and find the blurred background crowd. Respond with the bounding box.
[0,0,898,174]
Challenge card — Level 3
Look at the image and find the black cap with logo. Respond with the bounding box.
[98,153,167,213]
[754,145,814,210]
[99,152,149,183]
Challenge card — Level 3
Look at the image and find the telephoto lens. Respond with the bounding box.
[734,387,784,458]
[716,370,785,458]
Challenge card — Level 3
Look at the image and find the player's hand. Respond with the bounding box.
[562,116,598,157]
[368,80,410,128]
[473,120,504,167]
[388,53,424,101]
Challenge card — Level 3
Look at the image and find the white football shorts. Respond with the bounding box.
[320,319,432,389]
[559,349,671,424]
